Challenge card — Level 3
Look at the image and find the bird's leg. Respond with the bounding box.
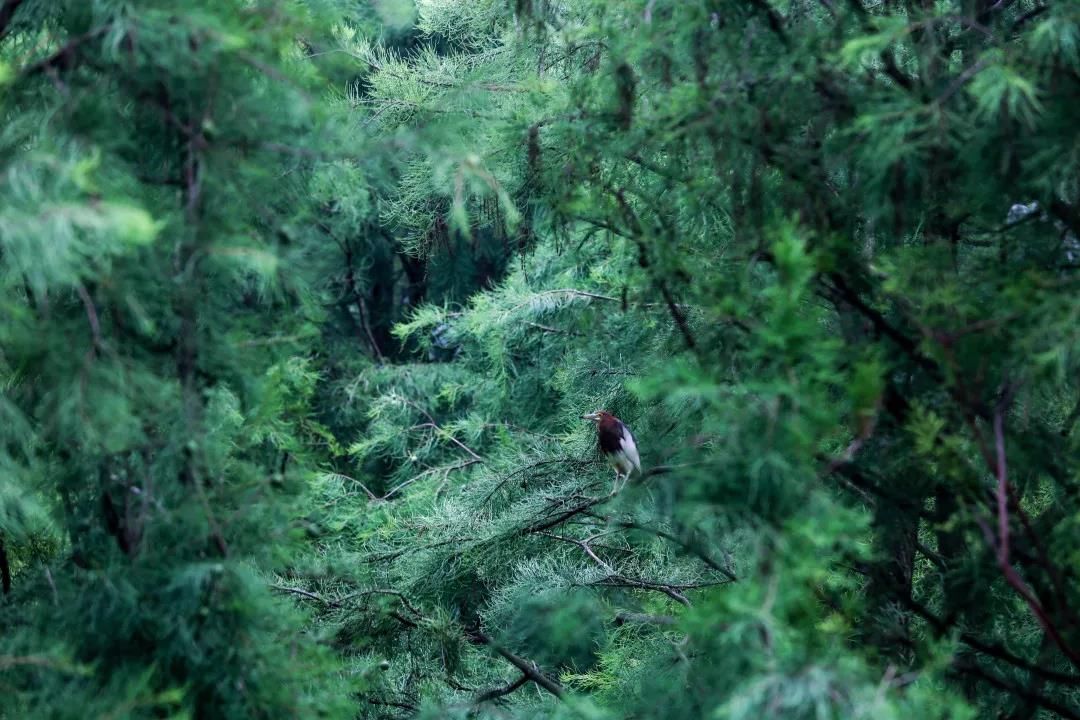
[612,470,625,495]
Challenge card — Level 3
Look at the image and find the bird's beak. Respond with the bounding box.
[581,412,599,421]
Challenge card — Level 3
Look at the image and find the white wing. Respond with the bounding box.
[619,424,641,474]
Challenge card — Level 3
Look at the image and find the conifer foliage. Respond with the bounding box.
[2,1,1079,719]
[0,1,354,717]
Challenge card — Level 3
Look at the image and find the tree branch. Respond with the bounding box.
[950,660,1080,720]
[522,492,610,535]
[22,25,109,77]
[482,458,592,504]
[272,584,426,620]
[474,673,529,704]
[471,631,564,699]
[902,595,1080,686]
[985,405,1080,668]
[590,576,692,606]
[400,397,483,462]
[271,584,340,607]
[591,515,739,582]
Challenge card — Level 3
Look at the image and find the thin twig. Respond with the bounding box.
[590,576,692,606]
[937,56,991,107]
[522,494,609,535]
[525,321,582,336]
[272,584,425,619]
[592,515,739,583]
[400,397,483,461]
[339,588,425,618]
[382,458,482,501]
[271,585,341,608]
[474,674,529,704]
[482,457,591,503]
[539,531,616,573]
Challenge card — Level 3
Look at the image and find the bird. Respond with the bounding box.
[581,410,641,493]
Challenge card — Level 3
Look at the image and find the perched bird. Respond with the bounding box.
[581,410,641,493]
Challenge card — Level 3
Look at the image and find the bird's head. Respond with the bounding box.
[580,410,611,423]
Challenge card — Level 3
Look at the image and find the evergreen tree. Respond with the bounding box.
[0,2,359,716]
[3,1,1079,719]
[299,1,1080,718]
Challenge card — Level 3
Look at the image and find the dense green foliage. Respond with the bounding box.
[2,1,1079,718]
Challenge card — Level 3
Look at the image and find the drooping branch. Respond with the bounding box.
[339,588,426,618]
[381,458,482,501]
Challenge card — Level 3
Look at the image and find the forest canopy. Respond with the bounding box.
[1,1,1079,718]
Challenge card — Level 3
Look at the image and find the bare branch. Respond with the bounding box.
[471,631,564,699]
[474,673,529,704]
[590,576,691,606]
